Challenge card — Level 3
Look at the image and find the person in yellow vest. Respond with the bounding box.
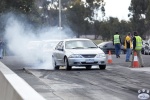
[124,32,132,62]
[113,32,122,58]
[130,31,144,67]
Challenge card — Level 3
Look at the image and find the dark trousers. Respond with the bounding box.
[115,43,121,57]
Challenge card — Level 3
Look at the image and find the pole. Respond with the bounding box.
[59,0,61,28]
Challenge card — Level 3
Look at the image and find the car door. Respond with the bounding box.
[107,42,115,54]
[54,41,65,65]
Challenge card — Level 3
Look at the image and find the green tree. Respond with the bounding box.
[66,2,86,37]
[3,0,35,14]
[128,0,149,38]
[66,0,105,37]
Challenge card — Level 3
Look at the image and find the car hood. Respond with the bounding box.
[65,48,104,55]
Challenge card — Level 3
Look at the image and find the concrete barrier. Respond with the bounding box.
[0,62,46,100]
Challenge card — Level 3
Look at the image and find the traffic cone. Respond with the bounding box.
[132,51,139,68]
[107,50,112,64]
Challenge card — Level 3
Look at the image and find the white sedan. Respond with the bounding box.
[52,38,106,70]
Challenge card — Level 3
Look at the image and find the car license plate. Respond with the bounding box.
[86,59,94,63]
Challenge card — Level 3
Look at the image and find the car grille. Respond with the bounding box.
[81,54,96,58]
[81,61,98,64]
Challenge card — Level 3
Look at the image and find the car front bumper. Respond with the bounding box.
[67,57,106,66]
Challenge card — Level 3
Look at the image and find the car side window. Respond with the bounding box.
[106,43,110,47]
[106,43,114,48]
[104,44,107,47]
[56,41,64,50]
[55,41,62,50]
[110,43,114,47]
[59,42,64,50]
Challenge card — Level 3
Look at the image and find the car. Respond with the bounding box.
[41,40,61,61]
[42,40,61,52]
[52,38,106,70]
[26,40,61,63]
[27,41,43,51]
[141,42,150,55]
[97,41,126,54]
[26,40,44,63]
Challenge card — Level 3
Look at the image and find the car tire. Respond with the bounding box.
[86,65,92,70]
[99,65,106,70]
[65,57,72,70]
[55,66,60,70]
[145,49,149,55]
[120,50,124,54]
[52,56,59,70]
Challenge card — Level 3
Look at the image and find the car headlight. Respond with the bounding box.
[95,53,106,58]
[69,54,83,58]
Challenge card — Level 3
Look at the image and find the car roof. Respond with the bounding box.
[63,38,91,42]
[42,39,61,42]
[98,41,112,45]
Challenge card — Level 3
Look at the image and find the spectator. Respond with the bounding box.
[113,32,122,58]
[124,32,132,62]
[130,31,144,67]
[0,39,4,59]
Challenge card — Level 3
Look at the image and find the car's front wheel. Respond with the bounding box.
[99,65,106,70]
[65,57,72,70]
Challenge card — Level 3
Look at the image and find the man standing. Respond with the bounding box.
[113,32,122,58]
[124,32,132,62]
[0,39,4,59]
[131,31,144,67]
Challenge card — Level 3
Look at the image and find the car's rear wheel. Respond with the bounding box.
[52,56,59,70]
[65,57,72,70]
[99,65,106,70]
[86,65,92,70]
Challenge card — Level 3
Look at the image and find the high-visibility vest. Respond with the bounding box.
[135,36,142,50]
[114,35,120,44]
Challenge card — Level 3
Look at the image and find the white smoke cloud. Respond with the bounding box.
[3,13,75,70]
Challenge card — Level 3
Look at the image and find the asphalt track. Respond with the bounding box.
[1,54,150,100]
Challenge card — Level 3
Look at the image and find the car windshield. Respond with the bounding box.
[65,40,97,49]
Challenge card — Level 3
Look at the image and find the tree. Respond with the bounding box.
[3,0,35,14]
[0,0,6,14]
[128,0,149,38]
[66,0,105,37]
[66,2,86,37]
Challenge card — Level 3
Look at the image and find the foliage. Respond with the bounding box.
[1,0,35,14]
[129,0,150,38]
[0,0,149,40]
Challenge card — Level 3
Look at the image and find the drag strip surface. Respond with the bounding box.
[1,55,150,100]
[28,65,150,100]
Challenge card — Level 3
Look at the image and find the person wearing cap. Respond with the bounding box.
[124,32,132,62]
[113,32,122,58]
[130,31,144,67]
